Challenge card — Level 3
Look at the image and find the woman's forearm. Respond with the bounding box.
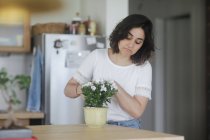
[115,83,148,118]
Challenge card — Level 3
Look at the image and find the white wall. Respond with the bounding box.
[31,0,81,25]
[0,53,31,111]
[80,0,106,36]
[81,0,129,38]
[105,0,128,37]
[31,0,128,37]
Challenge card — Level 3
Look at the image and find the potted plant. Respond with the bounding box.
[81,80,118,128]
[0,68,32,138]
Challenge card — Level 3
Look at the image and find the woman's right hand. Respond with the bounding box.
[76,85,83,95]
[64,78,82,98]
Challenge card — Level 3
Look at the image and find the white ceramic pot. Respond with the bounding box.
[84,107,107,128]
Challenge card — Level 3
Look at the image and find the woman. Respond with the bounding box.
[64,14,155,129]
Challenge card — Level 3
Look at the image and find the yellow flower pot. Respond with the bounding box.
[84,107,108,128]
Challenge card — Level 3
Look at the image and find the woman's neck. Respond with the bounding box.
[108,48,132,66]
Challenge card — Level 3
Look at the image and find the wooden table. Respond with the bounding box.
[28,124,184,140]
[0,111,44,126]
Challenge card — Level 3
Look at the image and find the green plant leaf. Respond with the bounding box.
[82,80,118,107]
[0,68,31,106]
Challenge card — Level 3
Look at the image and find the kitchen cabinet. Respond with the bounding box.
[0,7,30,53]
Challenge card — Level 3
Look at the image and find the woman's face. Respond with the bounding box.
[118,27,145,57]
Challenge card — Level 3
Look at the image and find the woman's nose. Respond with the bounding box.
[128,40,135,48]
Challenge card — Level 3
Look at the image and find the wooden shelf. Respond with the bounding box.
[0,111,44,119]
[0,111,44,126]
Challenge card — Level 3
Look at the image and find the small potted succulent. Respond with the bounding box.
[0,68,32,138]
[81,80,118,128]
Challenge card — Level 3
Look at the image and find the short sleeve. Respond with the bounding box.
[135,62,152,100]
[73,50,98,84]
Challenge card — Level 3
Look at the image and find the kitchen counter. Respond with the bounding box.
[28,124,184,140]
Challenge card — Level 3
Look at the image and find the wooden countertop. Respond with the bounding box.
[28,124,184,140]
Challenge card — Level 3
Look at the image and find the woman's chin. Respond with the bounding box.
[123,49,132,56]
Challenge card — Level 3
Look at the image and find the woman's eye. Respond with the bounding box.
[135,40,143,44]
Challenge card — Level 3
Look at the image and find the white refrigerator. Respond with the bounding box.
[33,34,106,125]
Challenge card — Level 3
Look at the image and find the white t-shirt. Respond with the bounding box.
[73,48,152,121]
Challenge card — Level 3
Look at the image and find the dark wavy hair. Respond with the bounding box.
[109,14,155,65]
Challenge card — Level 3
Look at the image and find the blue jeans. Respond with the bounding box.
[107,119,142,129]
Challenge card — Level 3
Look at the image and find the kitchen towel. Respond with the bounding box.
[26,47,43,112]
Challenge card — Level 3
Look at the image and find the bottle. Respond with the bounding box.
[71,12,82,34]
[88,20,96,36]
[83,16,91,35]
[72,12,82,24]
[78,23,86,35]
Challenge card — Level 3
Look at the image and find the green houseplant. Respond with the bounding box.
[0,68,31,129]
[81,80,118,127]
[82,80,118,107]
